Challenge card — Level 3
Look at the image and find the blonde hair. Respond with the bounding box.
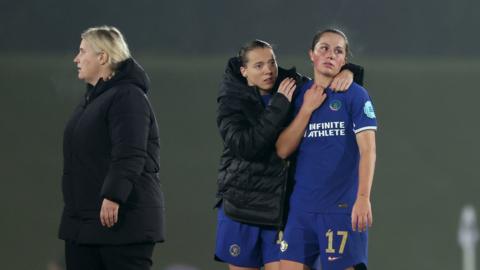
[81,26,131,70]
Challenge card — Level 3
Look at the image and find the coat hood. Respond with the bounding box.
[86,58,150,102]
[218,57,252,101]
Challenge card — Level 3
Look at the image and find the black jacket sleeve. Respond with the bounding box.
[101,87,150,204]
[217,93,290,161]
[341,63,365,86]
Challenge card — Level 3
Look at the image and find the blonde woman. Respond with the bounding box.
[59,26,164,270]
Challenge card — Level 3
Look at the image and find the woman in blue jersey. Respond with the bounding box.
[276,29,377,270]
[215,39,364,270]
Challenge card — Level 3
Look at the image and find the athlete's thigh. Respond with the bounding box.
[317,214,368,270]
[264,261,280,270]
[228,265,259,270]
[280,259,310,270]
[279,209,319,269]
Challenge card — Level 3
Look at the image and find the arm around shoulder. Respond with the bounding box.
[342,63,364,86]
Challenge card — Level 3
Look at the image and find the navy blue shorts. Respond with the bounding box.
[214,206,280,268]
[279,209,368,270]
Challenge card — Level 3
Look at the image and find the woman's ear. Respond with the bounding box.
[240,66,247,78]
[98,52,109,66]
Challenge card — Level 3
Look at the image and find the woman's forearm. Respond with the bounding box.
[276,108,313,159]
[356,131,376,199]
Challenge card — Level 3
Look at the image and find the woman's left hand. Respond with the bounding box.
[351,196,373,232]
[330,69,354,91]
[100,198,119,228]
[278,77,296,102]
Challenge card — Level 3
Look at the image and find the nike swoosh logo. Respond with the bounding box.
[327,256,341,261]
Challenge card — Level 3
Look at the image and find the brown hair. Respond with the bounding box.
[237,39,273,67]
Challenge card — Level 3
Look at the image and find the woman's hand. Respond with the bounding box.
[331,69,354,91]
[301,83,327,113]
[351,196,373,232]
[277,78,296,102]
[100,198,119,228]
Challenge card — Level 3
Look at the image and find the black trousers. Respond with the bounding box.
[65,241,155,270]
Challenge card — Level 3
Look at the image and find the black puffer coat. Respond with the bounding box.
[59,58,165,244]
[216,57,306,227]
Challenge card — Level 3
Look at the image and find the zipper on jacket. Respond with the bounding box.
[83,93,91,108]
[276,159,290,230]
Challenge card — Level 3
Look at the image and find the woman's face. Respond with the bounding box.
[240,48,278,92]
[309,32,347,78]
[73,39,103,85]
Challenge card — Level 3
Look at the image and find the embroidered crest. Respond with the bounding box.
[229,244,241,257]
[329,99,342,111]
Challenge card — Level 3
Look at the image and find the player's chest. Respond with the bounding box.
[310,96,350,123]
[302,96,353,140]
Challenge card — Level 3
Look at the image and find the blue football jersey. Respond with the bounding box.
[261,93,273,107]
[290,80,377,213]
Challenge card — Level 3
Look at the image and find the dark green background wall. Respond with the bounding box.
[1,1,479,269]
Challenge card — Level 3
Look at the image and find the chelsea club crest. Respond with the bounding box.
[229,244,241,257]
[329,99,342,111]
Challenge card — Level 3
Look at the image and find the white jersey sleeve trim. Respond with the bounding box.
[354,126,377,134]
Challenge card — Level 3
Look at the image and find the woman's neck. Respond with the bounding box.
[313,72,333,90]
[91,68,115,86]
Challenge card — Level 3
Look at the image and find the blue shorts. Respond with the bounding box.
[279,209,368,270]
[214,205,280,268]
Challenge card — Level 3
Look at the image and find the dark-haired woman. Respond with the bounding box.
[277,29,376,270]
